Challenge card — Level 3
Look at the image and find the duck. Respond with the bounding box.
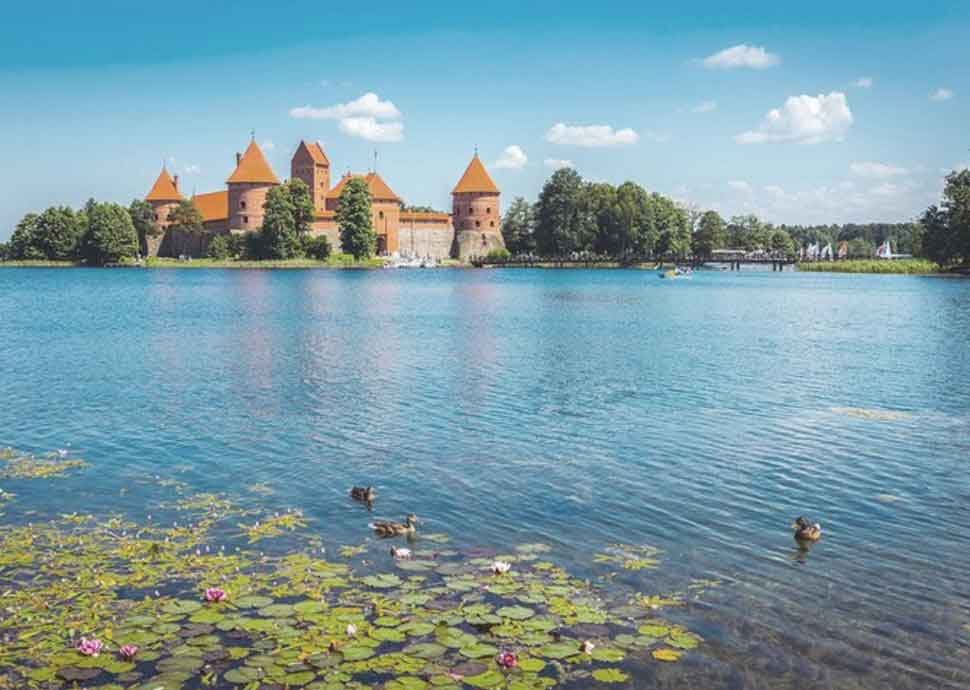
[792,516,822,542]
[371,514,418,538]
[350,486,376,503]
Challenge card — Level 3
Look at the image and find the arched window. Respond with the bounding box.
[475,220,481,228]
[486,207,491,214]
[242,215,249,224]
[240,200,247,210]
[490,221,495,227]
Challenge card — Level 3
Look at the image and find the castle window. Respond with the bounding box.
[475,220,481,228]
[379,211,384,219]
[153,214,159,221]
[486,207,491,214]
[243,215,249,224]
[240,200,247,210]
[490,221,495,227]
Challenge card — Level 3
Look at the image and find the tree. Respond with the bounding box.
[32,206,84,260]
[337,177,375,260]
[129,199,157,254]
[769,228,795,256]
[501,197,536,254]
[167,200,204,234]
[0,241,9,261]
[259,185,301,259]
[206,234,232,260]
[693,210,726,259]
[652,195,691,258]
[534,168,593,256]
[8,213,44,260]
[79,202,139,265]
[287,179,315,237]
[920,169,970,266]
[302,234,331,260]
[585,182,620,256]
[615,181,652,257]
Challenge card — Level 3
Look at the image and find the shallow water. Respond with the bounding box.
[1,267,969,689]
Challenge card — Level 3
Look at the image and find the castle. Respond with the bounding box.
[144,139,506,261]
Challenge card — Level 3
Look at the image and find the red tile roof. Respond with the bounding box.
[227,140,280,185]
[327,172,401,202]
[145,167,182,202]
[452,154,499,194]
[294,140,330,166]
[192,191,228,222]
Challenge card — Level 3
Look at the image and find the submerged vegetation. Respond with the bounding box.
[0,448,87,479]
[796,259,938,274]
[0,449,714,690]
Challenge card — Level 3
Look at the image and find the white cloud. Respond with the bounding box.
[702,44,780,70]
[728,180,752,193]
[852,77,874,88]
[183,164,201,175]
[850,161,908,178]
[494,145,528,169]
[545,123,639,147]
[544,158,574,170]
[930,88,953,101]
[338,117,404,143]
[261,139,275,152]
[735,92,853,144]
[691,100,718,113]
[289,92,401,120]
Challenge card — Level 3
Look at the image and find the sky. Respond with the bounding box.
[1,1,968,239]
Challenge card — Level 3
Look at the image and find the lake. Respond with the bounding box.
[1,267,969,690]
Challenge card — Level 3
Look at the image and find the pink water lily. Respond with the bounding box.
[204,587,227,603]
[118,644,139,661]
[496,649,518,669]
[76,637,103,657]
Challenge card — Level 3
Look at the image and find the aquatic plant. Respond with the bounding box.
[0,482,706,690]
[0,448,86,479]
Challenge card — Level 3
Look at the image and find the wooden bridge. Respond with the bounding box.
[473,253,797,271]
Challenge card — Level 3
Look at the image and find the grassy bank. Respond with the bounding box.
[139,254,385,269]
[797,259,939,274]
[0,260,80,268]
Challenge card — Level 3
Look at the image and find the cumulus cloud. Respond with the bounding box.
[290,92,401,120]
[338,117,404,143]
[545,123,639,147]
[702,44,780,70]
[494,145,528,169]
[291,92,404,142]
[544,158,574,170]
[691,100,718,113]
[735,92,853,144]
[852,77,874,88]
[930,88,953,101]
[850,161,908,178]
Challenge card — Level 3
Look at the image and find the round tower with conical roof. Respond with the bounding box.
[227,139,279,232]
[451,153,504,260]
[144,166,183,256]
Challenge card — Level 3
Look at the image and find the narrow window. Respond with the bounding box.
[243,215,249,224]
[153,214,159,221]
[486,207,491,214]
[476,220,481,228]
[490,221,495,227]
[240,200,247,210]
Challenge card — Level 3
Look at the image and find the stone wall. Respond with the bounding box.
[228,182,274,232]
[398,223,456,260]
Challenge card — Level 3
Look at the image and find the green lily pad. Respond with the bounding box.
[258,603,295,618]
[592,668,630,683]
[234,595,274,609]
[403,642,447,659]
[162,599,202,615]
[464,670,505,688]
[591,647,625,662]
[638,624,670,637]
[518,657,546,672]
[459,642,499,659]
[224,666,264,684]
[341,645,375,661]
[362,573,403,589]
[370,627,406,642]
[497,605,534,620]
[539,642,581,659]
[386,677,429,690]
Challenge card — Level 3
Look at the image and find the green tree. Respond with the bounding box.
[79,202,139,265]
[769,228,795,256]
[337,177,375,260]
[615,181,652,257]
[302,234,331,260]
[259,185,301,259]
[534,168,594,256]
[287,178,315,237]
[129,199,157,254]
[206,234,232,260]
[0,241,9,261]
[501,197,536,254]
[693,210,726,258]
[921,169,970,266]
[585,182,620,255]
[33,206,84,260]
[921,205,950,265]
[8,213,44,260]
[167,200,204,234]
[653,195,691,258]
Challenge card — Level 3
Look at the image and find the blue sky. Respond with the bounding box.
[1,1,968,239]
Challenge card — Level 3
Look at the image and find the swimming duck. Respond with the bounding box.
[371,514,418,538]
[350,486,376,503]
[792,516,822,542]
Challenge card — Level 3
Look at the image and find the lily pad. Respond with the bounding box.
[592,668,630,683]
[459,642,499,658]
[497,605,535,620]
[162,599,202,615]
[403,642,448,659]
[341,645,376,661]
[464,670,505,688]
[539,641,581,660]
[234,595,274,609]
[652,648,683,662]
[362,573,403,589]
[591,647,625,662]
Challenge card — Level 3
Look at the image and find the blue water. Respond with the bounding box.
[2,267,969,689]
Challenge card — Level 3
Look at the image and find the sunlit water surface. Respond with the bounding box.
[1,267,969,689]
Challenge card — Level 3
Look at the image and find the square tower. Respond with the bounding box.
[291,141,331,212]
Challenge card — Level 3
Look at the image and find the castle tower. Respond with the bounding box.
[145,166,183,231]
[451,153,504,260]
[291,141,330,212]
[227,139,279,232]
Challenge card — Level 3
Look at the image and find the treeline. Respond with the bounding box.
[1,200,142,265]
[501,166,970,266]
